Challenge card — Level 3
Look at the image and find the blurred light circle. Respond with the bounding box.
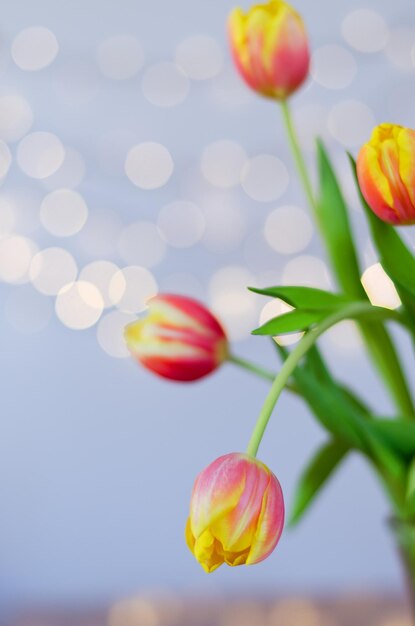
[55,280,104,330]
[282,255,331,289]
[5,286,53,333]
[0,141,11,178]
[0,197,16,238]
[175,35,223,80]
[361,263,401,310]
[328,100,375,148]
[97,310,137,358]
[30,247,78,295]
[201,140,247,189]
[201,195,246,253]
[109,266,158,313]
[17,131,65,179]
[341,9,389,53]
[311,45,357,89]
[293,104,329,152]
[40,188,88,237]
[158,201,205,248]
[159,272,204,300]
[0,235,37,283]
[259,299,303,346]
[125,142,173,190]
[42,147,86,190]
[142,62,189,107]
[327,320,362,353]
[209,266,257,341]
[265,205,313,255]
[241,155,289,202]
[77,208,123,257]
[383,28,415,71]
[96,34,144,80]
[11,26,58,71]
[0,95,33,142]
[118,221,166,268]
[80,260,120,308]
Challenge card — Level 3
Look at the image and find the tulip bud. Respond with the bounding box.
[357,123,415,226]
[228,1,310,100]
[186,453,284,572]
[124,294,228,382]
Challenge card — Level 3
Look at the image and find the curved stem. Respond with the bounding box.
[228,354,275,381]
[246,302,391,457]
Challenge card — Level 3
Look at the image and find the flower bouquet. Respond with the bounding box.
[125,0,415,616]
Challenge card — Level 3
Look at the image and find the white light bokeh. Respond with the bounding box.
[241,155,289,202]
[55,280,104,330]
[17,131,65,179]
[259,299,303,347]
[125,142,174,190]
[293,104,329,152]
[11,26,59,71]
[201,140,247,189]
[77,208,123,257]
[79,260,120,308]
[142,62,189,107]
[326,320,362,353]
[0,95,33,142]
[118,221,166,268]
[384,28,415,71]
[96,35,144,80]
[109,266,158,313]
[264,205,313,255]
[30,247,78,295]
[0,235,37,283]
[0,141,12,179]
[311,45,357,90]
[328,100,375,148]
[42,147,86,190]
[40,188,88,237]
[175,35,223,80]
[97,310,137,358]
[341,9,389,53]
[209,266,257,341]
[201,195,246,254]
[361,263,401,310]
[282,255,332,289]
[157,201,205,248]
[5,285,53,333]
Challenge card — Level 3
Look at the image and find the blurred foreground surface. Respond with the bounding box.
[5,596,413,626]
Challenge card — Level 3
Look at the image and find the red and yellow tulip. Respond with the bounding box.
[186,453,284,572]
[228,0,310,100]
[357,123,415,226]
[124,294,228,382]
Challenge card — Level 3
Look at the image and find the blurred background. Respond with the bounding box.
[1,0,415,623]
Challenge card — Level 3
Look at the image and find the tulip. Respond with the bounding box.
[357,123,415,226]
[124,294,228,382]
[228,0,310,100]
[186,453,284,572]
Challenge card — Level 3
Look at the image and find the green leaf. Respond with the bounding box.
[370,420,415,460]
[349,154,415,302]
[252,303,403,336]
[289,440,349,527]
[248,286,351,310]
[406,458,415,510]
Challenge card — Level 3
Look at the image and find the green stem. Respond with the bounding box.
[228,354,298,393]
[246,302,385,457]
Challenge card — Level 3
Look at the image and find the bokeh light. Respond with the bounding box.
[282,255,332,289]
[40,188,88,237]
[55,280,104,330]
[0,94,33,142]
[96,34,144,80]
[0,197,16,238]
[97,310,137,358]
[361,263,401,310]
[0,140,12,179]
[109,266,158,314]
[79,260,120,308]
[384,27,415,71]
[17,131,65,179]
[341,9,389,53]
[30,247,78,295]
[0,235,37,283]
[11,26,59,71]
[201,140,247,189]
[209,266,257,340]
[125,142,174,189]
[259,299,304,347]
[264,205,313,255]
[311,45,357,90]
[241,155,289,202]
[175,35,223,80]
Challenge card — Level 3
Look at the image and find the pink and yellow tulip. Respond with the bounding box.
[228,0,310,100]
[357,123,415,226]
[186,453,284,572]
[124,294,228,382]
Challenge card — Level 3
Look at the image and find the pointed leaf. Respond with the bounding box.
[249,286,351,310]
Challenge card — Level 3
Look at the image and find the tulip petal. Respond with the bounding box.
[246,473,284,565]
